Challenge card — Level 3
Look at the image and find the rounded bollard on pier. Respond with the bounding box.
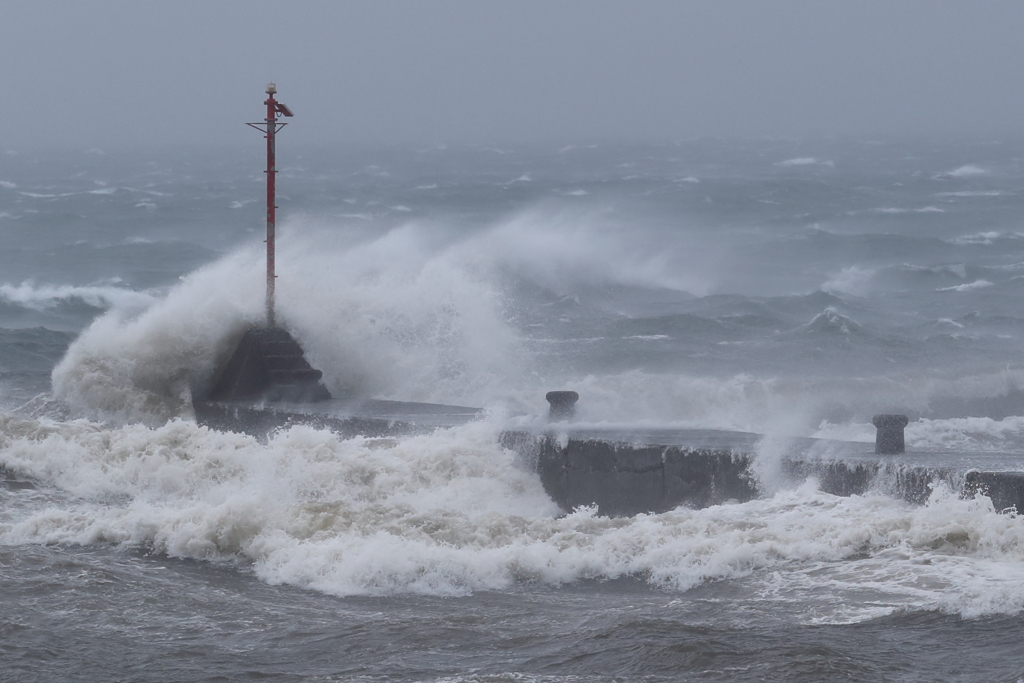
[546,391,579,421]
[872,414,909,455]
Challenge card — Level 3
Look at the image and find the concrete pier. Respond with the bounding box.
[501,431,756,515]
[193,398,481,441]
[501,428,1024,516]
[193,400,1024,517]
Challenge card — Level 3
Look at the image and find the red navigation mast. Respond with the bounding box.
[246,83,294,328]
[202,84,330,405]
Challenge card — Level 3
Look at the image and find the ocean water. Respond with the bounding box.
[3,139,1024,681]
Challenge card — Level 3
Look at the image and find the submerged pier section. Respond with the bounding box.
[501,429,1024,517]
[192,391,1024,517]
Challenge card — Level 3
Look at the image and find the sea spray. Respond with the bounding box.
[49,219,532,422]
[271,219,524,407]
[42,198,1024,442]
[2,414,1024,618]
[0,280,157,313]
[51,248,265,424]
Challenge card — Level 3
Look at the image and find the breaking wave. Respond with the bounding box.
[0,281,156,313]
[0,415,1022,620]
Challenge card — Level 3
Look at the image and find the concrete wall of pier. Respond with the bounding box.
[501,432,1024,517]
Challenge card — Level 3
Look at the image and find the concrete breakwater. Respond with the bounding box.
[193,401,1024,517]
[500,429,1024,517]
[193,398,482,439]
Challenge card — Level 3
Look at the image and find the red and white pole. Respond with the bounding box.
[248,83,292,328]
[264,83,278,327]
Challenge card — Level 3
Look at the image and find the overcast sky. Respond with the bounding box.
[3,1,1024,148]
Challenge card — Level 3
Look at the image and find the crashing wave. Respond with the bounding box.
[800,307,863,335]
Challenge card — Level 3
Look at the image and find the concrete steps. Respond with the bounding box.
[204,327,331,403]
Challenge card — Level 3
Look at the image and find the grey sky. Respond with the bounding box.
[3,1,1024,148]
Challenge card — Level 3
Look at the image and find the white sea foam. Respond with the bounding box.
[571,367,1024,446]
[907,416,1024,452]
[42,199,1024,453]
[49,210,734,423]
[945,165,989,177]
[937,280,993,292]
[950,231,1024,246]
[775,158,833,167]
[0,281,157,312]
[50,250,265,423]
[801,307,862,335]
[811,420,875,443]
[822,266,875,296]
[952,231,1003,245]
[1,414,1022,618]
[49,221,525,422]
[814,413,1024,453]
[864,206,944,214]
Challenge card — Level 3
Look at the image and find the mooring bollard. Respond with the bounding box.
[546,391,579,420]
[872,414,909,454]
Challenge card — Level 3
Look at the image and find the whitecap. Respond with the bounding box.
[0,281,156,313]
[945,165,989,177]
[937,280,993,292]
[776,158,834,167]
[822,266,875,297]
[3,417,1024,618]
[936,190,1003,197]
[951,232,1003,245]
[800,307,862,335]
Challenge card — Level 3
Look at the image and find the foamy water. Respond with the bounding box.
[2,412,1022,622]
[5,141,1024,681]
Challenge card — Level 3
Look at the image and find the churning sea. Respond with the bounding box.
[3,139,1024,682]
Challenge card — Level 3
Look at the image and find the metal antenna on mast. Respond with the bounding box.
[246,82,294,328]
